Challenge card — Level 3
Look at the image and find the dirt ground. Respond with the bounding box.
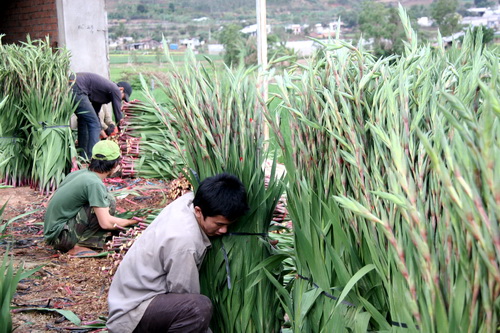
[1,177,184,333]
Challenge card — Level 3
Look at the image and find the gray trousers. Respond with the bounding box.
[133,293,212,333]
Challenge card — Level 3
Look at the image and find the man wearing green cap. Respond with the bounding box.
[44,140,137,256]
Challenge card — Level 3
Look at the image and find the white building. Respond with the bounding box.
[193,17,209,22]
[442,31,466,44]
[417,17,433,27]
[108,36,134,50]
[179,38,203,49]
[241,24,272,36]
[284,40,327,56]
[462,6,500,29]
[312,22,343,37]
[207,44,224,55]
[285,24,302,35]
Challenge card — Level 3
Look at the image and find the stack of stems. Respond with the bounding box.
[104,209,161,278]
[266,6,499,332]
[119,98,184,179]
[0,35,76,194]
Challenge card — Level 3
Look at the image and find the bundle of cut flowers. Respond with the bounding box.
[0,35,76,194]
[264,6,500,332]
[130,50,286,332]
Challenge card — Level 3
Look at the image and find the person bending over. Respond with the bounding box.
[70,72,132,159]
[44,140,137,256]
[107,173,249,333]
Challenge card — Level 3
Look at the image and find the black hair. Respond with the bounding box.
[193,173,249,221]
[88,156,121,173]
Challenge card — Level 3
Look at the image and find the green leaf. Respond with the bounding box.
[248,253,289,276]
[299,288,322,320]
[358,296,391,330]
[0,200,8,219]
[335,264,375,308]
[13,308,81,325]
[371,191,408,208]
[1,208,41,234]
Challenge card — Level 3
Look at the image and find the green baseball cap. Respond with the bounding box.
[92,140,121,161]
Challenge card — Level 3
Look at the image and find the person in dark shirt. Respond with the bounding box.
[71,72,132,159]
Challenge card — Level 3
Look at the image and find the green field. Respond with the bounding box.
[109,51,223,102]
[109,51,221,65]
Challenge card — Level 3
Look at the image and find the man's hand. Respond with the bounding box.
[94,207,139,230]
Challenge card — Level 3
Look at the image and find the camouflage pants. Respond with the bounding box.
[52,195,116,252]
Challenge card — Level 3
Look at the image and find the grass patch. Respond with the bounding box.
[109,51,221,65]
[110,51,224,103]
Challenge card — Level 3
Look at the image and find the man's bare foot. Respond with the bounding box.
[67,245,98,257]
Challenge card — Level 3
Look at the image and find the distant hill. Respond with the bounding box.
[104,0,438,44]
[105,0,435,23]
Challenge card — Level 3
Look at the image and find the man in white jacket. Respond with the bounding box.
[107,173,249,333]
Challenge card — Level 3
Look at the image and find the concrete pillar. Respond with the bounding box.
[56,0,109,78]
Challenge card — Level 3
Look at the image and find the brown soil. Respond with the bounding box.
[1,177,183,333]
